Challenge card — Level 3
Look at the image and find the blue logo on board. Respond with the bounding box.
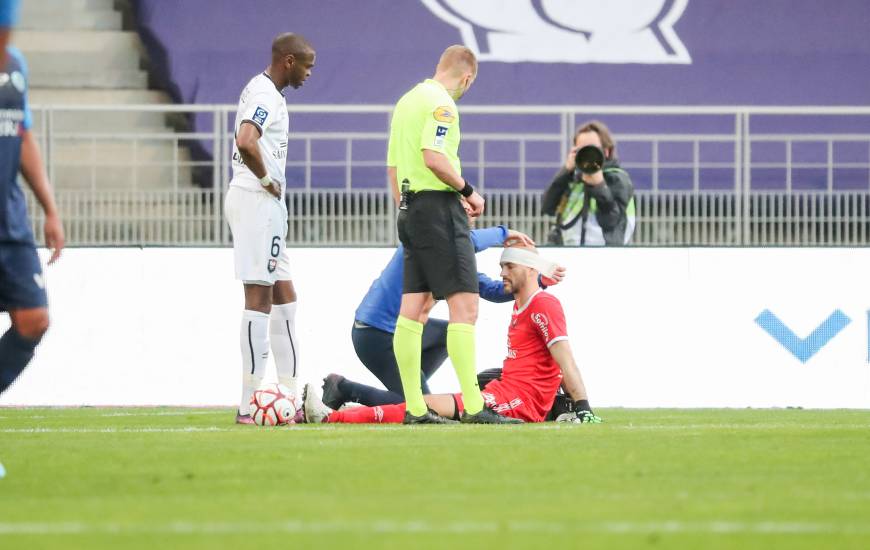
[754,309,851,363]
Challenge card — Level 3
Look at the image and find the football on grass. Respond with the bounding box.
[250,384,298,426]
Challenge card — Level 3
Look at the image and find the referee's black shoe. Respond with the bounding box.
[403,408,458,425]
[461,406,524,424]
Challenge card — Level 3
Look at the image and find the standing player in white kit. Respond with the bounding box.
[224,33,315,424]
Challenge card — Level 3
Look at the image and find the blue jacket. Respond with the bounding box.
[355,226,513,333]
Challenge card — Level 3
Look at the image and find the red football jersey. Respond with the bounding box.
[500,290,568,421]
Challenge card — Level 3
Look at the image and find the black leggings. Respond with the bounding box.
[351,318,449,401]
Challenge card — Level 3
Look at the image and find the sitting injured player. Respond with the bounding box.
[302,245,601,424]
[333,224,553,409]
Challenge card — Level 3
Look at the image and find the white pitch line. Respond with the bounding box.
[98,411,221,418]
[618,423,870,430]
[3,423,870,434]
[0,411,223,420]
[0,427,231,433]
[0,520,868,536]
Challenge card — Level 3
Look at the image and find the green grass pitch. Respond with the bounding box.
[1,408,870,549]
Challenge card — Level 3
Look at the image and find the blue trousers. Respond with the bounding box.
[350,318,449,402]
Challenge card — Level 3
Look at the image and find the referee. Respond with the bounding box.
[387,45,515,424]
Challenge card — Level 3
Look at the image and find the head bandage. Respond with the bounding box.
[499,247,558,278]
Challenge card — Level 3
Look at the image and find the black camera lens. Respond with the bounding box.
[575,145,604,175]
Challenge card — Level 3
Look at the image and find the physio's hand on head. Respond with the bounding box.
[504,230,535,248]
[541,265,566,287]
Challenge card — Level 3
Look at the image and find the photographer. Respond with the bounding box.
[542,121,635,246]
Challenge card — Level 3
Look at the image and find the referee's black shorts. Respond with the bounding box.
[396,190,478,300]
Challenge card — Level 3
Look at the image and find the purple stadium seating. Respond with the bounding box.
[131,0,870,191]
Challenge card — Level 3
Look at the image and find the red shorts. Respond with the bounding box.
[454,379,542,423]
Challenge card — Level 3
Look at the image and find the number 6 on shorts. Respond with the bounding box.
[271,236,281,258]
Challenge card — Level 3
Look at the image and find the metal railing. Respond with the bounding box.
[23,104,870,246]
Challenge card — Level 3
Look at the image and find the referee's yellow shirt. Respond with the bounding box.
[387,79,461,193]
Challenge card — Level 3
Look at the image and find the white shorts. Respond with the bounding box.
[225,186,291,285]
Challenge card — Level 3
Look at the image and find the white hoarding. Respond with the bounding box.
[2,247,868,408]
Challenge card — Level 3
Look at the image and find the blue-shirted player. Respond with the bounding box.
[304,225,563,409]
[0,0,65,400]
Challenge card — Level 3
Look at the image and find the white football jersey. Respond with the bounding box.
[230,73,289,197]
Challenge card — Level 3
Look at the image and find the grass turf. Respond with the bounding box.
[1,408,869,549]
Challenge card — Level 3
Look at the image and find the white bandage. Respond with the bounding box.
[499,247,558,278]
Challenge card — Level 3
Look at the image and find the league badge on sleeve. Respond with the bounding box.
[253,106,269,126]
[434,125,448,148]
[433,106,455,123]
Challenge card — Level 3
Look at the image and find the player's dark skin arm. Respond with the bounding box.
[236,122,281,198]
[19,130,64,264]
[9,130,58,340]
[550,340,590,402]
[235,122,295,311]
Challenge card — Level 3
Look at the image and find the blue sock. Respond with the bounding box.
[0,327,41,394]
[339,378,405,407]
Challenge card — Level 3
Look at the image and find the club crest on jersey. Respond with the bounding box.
[253,106,269,126]
[267,259,277,273]
[433,106,455,123]
[434,125,448,147]
[531,312,549,340]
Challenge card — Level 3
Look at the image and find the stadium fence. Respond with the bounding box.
[24,104,870,246]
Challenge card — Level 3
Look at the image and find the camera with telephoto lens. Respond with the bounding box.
[574,145,605,176]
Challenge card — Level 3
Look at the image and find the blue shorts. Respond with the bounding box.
[0,243,48,311]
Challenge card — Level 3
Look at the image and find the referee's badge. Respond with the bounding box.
[433,106,455,123]
[267,259,277,273]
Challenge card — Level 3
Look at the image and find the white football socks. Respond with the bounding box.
[270,301,299,396]
[239,309,269,415]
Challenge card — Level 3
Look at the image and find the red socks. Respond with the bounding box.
[327,403,406,424]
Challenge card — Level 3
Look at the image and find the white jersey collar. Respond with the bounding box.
[261,72,285,96]
[514,289,544,316]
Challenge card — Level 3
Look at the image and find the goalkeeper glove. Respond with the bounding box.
[556,410,603,424]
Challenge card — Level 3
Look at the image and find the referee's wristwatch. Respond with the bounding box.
[459,179,474,198]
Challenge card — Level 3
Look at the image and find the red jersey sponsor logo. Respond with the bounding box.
[531,312,549,341]
[506,335,517,359]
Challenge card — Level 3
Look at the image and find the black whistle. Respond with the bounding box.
[399,179,410,210]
